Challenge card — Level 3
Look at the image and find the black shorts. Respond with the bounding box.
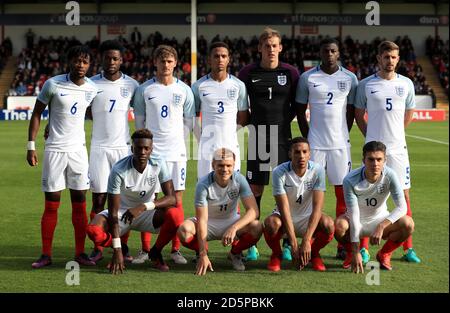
[246,125,290,185]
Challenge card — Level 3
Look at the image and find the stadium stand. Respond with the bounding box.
[4,32,435,102]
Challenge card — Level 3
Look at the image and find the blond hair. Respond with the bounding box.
[212,148,235,162]
[259,27,281,46]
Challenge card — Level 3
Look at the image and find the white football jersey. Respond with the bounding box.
[343,165,407,242]
[107,154,171,213]
[37,74,99,152]
[90,72,139,148]
[354,73,415,155]
[296,66,358,149]
[133,77,195,161]
[195,171,253,220]
[272,160,326,222]
[192,74,248,160]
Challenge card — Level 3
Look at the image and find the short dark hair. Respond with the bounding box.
[378,40,399,55]
[99,40,124,55]
[363,141,386,158]
[67,45,92,62]
[209,41,230,54]
[131,128,153,141]
[320,38,340,49]
[289,137,310,150]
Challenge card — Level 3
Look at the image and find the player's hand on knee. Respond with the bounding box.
[221,226,237,247]
[370,227,383,246]
[291,244,301,269]
[121,207,142,225]
[299,240,311,269]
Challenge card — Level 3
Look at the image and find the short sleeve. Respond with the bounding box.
[295,73,309,104]
[236,173,253,198]
[347,73,358,105]
[405,79,416,109]
[272,166,287,196]
[183,84,196,118]
[237,79,249,111]
[313,164,326,191]
[132,85,146,116]
[354,82,367,109]
[37,79,56,105]
[107,167,123,195]
[194,181,209,207]
[157,158,172,184]
[191,81,201,113]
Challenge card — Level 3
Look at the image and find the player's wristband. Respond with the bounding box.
[27,141,36,151]
[112,238,121,249]
[144,201,155,211]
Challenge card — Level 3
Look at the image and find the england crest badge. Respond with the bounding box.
[85,91,94,102]
[227,88,237,100]
[277,74,287,86]
[120,87,129,98]
[146,175,157,187]
[337,81,347,92]
[173,93,183,106]
[377,183,387,194]
[227,188,239,200]
[395,86,405,97]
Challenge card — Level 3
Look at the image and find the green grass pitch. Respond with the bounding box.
[0,120,448,293]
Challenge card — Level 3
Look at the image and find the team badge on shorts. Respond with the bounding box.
[227,88,237,100]
[376,183,387,194]
[337,81,347,92]
[227,188,239,200]
[277,74,287,86]
[120,87,129,98]
[146,175,157,187]
[395,86,405,97]
[173,93,183,106]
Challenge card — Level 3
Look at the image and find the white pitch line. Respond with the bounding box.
[406,134,449,145]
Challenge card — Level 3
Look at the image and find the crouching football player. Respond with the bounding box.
[86,129,182,274]
[335,141,415,272]
[263,137,335,272]
[177,148,263,275]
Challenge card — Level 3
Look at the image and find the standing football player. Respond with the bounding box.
[354,41,421,264]
[133,45,195,265]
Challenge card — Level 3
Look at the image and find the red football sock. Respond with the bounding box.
[41,200,60,256]
[403,198,413,250]
[171,202,184,252]
[120,231,130,245]
[311,229,334,258]
[334,185,346,217]
[89,211,96,222]
[72,201,88,256]
[86,224,112,248]
[231,232,259,255]
[360,237,369,250]
[154,207,183,251]
[141,232,151,252]
[182,235,200,253]
[344,242,352,255]
[263,228,283,256]
[380,239,402,255]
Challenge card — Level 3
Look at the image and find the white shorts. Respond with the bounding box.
[386,151,411,189]
[197,142,241,180]
[155,161,187,192]
[89,146,130,193]
[190,214,241,241]
[310,148,352,185]
[272,209,310,238]
[359,211,391,238]
[42,148,90,192]
[99,209,160,237]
